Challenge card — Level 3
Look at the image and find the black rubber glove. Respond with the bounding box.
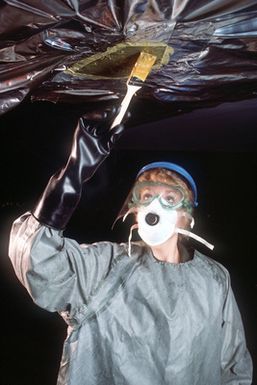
[33,108,125,230]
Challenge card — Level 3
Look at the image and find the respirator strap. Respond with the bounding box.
[176,228,214,250]
[128,224,138,257]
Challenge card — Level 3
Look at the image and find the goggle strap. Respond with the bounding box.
[176,228,214,250]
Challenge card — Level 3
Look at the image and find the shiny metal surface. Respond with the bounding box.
[0,1,257,118]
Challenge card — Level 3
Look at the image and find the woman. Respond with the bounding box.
[8,108,252,384]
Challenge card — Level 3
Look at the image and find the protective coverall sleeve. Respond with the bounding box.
[8,212,121,324]
[221,272,253,384]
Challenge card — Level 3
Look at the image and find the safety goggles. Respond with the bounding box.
[129,181,192,211]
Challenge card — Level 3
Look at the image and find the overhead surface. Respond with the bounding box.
[1,0,257,121]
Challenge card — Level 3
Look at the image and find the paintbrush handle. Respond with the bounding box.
[110,84,141,129]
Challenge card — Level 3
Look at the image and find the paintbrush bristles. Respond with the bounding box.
[110,52,157,129]
[129,52,157,82]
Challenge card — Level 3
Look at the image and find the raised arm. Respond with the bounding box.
[8,108,126,322]
[33,107,125,229]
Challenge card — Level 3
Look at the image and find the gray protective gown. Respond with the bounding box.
[9,213,252,385]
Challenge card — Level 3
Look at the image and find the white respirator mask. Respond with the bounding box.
[137,198,178,246]
[124,197,214,255]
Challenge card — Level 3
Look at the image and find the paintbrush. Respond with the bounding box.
[110,52,157,129]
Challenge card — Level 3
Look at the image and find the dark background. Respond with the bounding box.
[0,98,256,385]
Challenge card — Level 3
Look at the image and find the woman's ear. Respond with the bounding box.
[177,210,194,229]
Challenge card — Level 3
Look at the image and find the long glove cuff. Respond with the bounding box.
[32,115,124,230]
[32,170,83,230]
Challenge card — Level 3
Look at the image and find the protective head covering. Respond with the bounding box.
[119,161,214,254]
[136,162,198,208]
[118,161,197,221]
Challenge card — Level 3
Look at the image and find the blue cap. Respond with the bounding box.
[137,161,198,207]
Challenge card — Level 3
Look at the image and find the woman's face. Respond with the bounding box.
[134,184,189,247]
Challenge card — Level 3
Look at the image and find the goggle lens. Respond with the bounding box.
[131,182,185,209]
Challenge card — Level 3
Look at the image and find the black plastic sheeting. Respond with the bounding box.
[0,0,257,118]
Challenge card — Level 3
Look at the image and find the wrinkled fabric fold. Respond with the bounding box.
[0,1,257,117]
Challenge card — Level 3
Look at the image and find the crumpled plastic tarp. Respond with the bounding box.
[1,0,257,118]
